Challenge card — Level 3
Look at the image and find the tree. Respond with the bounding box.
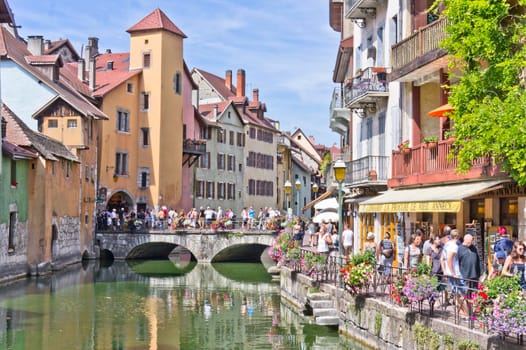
[440,0,526,184]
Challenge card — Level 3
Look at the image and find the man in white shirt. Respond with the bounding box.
[341,224,354,258]
[444,229,468,318]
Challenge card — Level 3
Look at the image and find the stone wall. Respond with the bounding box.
[0,221,29,283]
[280,266,516,350]
[54,215,81,268]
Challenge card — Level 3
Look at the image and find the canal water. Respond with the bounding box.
[0,259,368,350]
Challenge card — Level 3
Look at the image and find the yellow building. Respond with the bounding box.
[82,9,187,215]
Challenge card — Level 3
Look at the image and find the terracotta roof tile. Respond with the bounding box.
[127,8,187,38]
[25,54,62,65]
[194,68,236,99]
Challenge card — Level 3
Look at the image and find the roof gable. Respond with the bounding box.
[127,8,187,38]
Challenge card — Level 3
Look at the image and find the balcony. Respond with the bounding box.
[390,17,448,82]
[347,155,390,186]
[329,87,350,136]
[182,139,206,167]
[344,0,379,22]
[344,67,388,109]
[388,140,507,188]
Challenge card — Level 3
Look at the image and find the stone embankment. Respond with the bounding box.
[277,266,523,350]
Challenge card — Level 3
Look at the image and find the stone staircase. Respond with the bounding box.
[305,292,339,326]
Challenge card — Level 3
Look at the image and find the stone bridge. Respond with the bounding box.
[95,230,278,263]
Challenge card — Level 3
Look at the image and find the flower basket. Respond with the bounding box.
[402,147,411,154]
[402,274,438,303]
[426,141,438,149]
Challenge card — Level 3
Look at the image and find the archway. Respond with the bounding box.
[51,224,58,259]
[107,190,135,212]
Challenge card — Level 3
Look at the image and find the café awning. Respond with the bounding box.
[359,180,505,213]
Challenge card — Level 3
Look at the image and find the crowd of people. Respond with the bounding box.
[97,205,285,231]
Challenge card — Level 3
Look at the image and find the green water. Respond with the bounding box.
[0,260,368,349]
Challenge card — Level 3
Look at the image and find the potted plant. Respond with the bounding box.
[423,136,439,149]
[397,140,410,154]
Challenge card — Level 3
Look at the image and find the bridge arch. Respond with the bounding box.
[96,231,277,262]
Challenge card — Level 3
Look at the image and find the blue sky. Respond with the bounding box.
[11,0,341,146]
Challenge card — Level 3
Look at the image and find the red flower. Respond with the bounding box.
[10,180,18,186]
[479,292,488,300]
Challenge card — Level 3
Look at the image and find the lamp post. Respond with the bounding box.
[333,159,347,284]
[312,183,319,199]
[284,180,292,212]
[295,179,301,218]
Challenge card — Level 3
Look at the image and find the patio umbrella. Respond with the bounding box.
[312,208,339,224]
[428,103,453,117]
[314,197,338,211]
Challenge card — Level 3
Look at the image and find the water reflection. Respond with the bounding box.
[0,260,365,349]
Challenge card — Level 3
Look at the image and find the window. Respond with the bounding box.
[10,159,16,186]
[117,109,130,132]
[143,52,151,68]
[88,120,93,141]
[139,168,149,188]
[217,129,225,143]
[249,127,256,139]
[201,126,212,140]
[66,161,70,178]
[199,152,210,169]
[248,179,255,195]
[141,128,150,146]
[227,155,235,171]
[126,82,133,93]
[206,181,215,199]
[8,212,16,251]
[217,182,226,200]
[195,180,204,198]
[227,183,236,200]
[48,119,58,128]
[85,165,89,181]
[236,132,244,146]
[229,131,234,145]
[173,71,182,95]
[115,152,129,176]
[141,92,150,111]
[217,153,225,170]
[67,119,77,128]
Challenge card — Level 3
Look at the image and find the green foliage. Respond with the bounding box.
[423,136,439,143]
[374,313,382,336]
[416,262,432,276]
[457,340,479,350]
[414,323,441,350]
[441,0,526,185]
[443,333,454,350]
[319,152,332,178]
[303,252,326,270]
[350,250,376,266]
[484,275,521,299]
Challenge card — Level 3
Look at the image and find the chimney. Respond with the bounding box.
[89,58,96,90]
[87,37,99,55]
[77,59,85,81]
[252,88,259,103]
[107,60,113,70]
[44,39,51,52]
[225,70,232,91]
[27,35,43,55]
[213,104,218,118]
[236,69,245,97]
[84,45,92,62]
[105,48,112,54]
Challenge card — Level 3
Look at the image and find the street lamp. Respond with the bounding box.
[333,159,347,283]
[284,180,292,211]
[312,183,319,199]
[295,179,301,218]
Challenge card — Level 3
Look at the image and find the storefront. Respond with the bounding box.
[357,180,513,266]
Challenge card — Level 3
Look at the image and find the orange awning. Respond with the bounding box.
[428,103,453,117]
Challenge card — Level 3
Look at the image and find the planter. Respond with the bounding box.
[402,147,411,154]
[426,142,438,149]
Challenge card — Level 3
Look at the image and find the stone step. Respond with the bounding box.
[315,316,340,326]
[313,308,338,317]
[309,300,333,309]
[307,292,331,300]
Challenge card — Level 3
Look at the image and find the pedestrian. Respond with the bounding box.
[457,233,481,296]
[443,229,468,319]
[317,223,331,257]
[198,206,205,228]
[204,206,215,228]
[378,232,394,276]
[404,234,422,270]
[364,232,376,254]
[397,231,405,269]
[501,240,526,289]
[341,224,354,258]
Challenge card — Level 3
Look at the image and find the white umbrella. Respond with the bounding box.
[314,197,338,211]
[312,208,339,224]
